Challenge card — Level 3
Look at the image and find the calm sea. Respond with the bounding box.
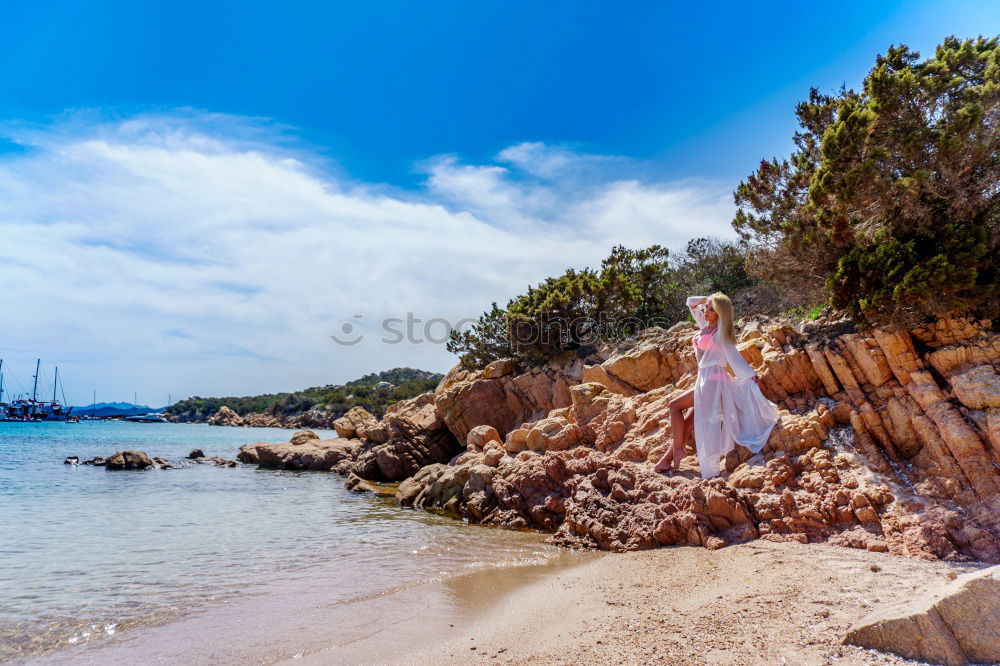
[0,421,557,662]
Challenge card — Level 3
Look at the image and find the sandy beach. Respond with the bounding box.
[367,540,984,666]
[34,539,984,666]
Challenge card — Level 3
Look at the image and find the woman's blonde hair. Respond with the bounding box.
[709,292,738,346]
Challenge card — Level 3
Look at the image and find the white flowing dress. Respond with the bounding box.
[687,296,779,479]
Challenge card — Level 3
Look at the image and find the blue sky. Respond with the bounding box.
[0,1,996,405]
[5,0,995,185]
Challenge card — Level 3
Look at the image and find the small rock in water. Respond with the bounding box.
[187,449,205,459]
[192,455,238,467]
[104,450,153,470]
[64,456,79,465]
[152,456,173,469]
[344,472,395,496]
[82,457,106,466]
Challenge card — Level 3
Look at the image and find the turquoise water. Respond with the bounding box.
[0,421,554,662]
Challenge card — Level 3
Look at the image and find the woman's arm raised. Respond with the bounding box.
[686,296,709,329]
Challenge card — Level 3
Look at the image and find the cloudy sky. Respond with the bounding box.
[0,1,994,405]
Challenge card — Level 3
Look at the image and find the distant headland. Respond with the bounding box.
[166,367,443,429]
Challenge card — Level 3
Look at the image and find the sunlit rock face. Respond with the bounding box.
[396,314,1000,562]
[239,393,462,481]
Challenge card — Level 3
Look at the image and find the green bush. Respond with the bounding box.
[449,240,758,369]
[735,36,1000,326]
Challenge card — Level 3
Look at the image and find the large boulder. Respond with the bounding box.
[434,355,587,444]
[207,406,243,426]
[289,429,318,445]
[465,424,501,452]
[236,442,266,464]
[239,436,362,471]
[844,565,1000,665]
[332,406,385,441]
[105,450,153,470]
[345,393,460,481]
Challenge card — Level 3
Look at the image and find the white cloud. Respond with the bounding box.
[0,112,736,404]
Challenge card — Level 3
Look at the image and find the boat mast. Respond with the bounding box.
[53,367,59,403]
[31,359,40,402]
[93,389,96,417]
[0,359,4,403]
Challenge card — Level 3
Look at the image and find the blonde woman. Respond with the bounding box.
[654,293,779,478]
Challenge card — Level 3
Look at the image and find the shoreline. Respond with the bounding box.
[365,539,984,666]
[27,539,983,665]
[25,540,598,665]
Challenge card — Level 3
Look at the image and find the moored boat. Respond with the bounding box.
[124,413,169,423]
[0,360,74,422]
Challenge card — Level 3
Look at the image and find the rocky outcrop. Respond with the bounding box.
[844,565,1000,665]
[207,406,243,426]
[206,406,282,428]
[238,394,462,482]
[238,431,363,470]
[105,450,153,470]
[333,405,385,440]
[397,314,1000,562]
[344,394,459,481]
[242,413,282,428]
[434,355,590,444]
[285,405,338,430]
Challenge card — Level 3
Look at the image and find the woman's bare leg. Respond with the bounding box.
[676,407,694,468]
[654,388,694,472]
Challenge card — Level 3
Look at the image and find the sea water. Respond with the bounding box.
[0,421,556,661]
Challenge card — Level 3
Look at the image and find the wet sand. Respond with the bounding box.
[30,540,983,665]
[26,548,600,665]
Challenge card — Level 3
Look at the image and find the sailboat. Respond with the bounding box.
[1,360,75,421]
[0,360,7,420]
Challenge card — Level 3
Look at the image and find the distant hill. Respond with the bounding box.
[75,402,166,417]
[166,367,444,422]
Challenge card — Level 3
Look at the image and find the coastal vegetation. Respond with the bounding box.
[165,367,442,422]
[447,238,756,369]
[449,36,1000,371]
[734,35,999,327]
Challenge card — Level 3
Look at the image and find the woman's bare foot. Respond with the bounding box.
[671,444,685,472]
[653,447,675,473]
[655,444,682,473]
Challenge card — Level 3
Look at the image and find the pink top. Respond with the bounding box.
[694,328,716,351]
[686,296,758,379]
